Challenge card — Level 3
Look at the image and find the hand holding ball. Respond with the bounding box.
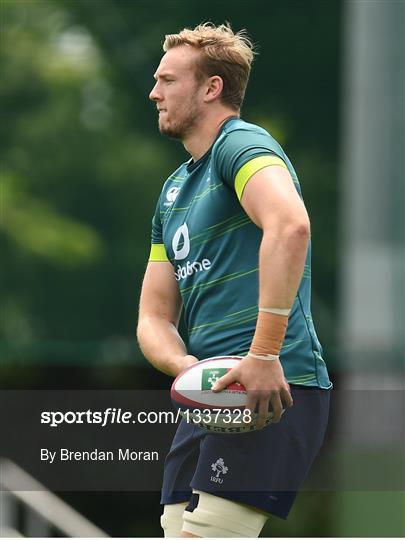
[171,356,276,434]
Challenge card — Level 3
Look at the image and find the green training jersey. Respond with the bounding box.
[149,117,331,389]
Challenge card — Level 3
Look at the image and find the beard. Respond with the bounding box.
[158,90,203,140]
[159,109,200,139]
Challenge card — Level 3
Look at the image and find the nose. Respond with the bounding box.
[149,82,160,102]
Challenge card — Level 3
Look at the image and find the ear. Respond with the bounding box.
[204,76,224,103]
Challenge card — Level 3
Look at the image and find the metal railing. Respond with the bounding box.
[0,459,108,537]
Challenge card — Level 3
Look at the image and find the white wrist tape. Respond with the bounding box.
[248,352,280,361]
[259,307,291,316]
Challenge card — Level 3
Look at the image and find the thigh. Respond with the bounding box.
[161,420,205,505]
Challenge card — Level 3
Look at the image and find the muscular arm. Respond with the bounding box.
[213,164,310,424]
[137,261,198,377]
[241,165,310,309]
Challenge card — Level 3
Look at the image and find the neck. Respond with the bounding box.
[183,110,239,162]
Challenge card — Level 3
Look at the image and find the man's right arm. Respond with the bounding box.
[137,261,198,377]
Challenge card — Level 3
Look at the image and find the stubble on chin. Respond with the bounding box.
[158,116,190,140]
[158,122,182,139]
[158,103,201,140]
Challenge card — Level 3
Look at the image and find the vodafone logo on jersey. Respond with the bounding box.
[172,223,190,260]
[172,223,212,281]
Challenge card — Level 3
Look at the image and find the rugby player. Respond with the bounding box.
[137,23,332,538]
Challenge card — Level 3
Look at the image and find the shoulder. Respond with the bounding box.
[211,118,299,192]
[213,118,285,158]
[222,117,271,138]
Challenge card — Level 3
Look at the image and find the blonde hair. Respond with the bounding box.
[163,22,255,110]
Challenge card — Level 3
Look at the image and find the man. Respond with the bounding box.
[137,23,331,538]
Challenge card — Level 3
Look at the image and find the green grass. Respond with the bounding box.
[260,491,405,537]
[334,491,405,537]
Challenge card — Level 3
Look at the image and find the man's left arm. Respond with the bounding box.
[212,164,310,427]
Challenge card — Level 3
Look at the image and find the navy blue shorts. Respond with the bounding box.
[161,385,330,519]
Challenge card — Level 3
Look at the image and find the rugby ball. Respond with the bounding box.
[171,356,272,434]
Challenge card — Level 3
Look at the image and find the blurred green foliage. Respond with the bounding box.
[1,0,340,365]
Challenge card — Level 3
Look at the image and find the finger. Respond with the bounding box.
[281,386,293,408]
[245,392,259,424]
[256,396,270,429]
[211,369,238,392]
[270,393,284,423]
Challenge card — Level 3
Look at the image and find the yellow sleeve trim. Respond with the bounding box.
[234,155,287,201]
[149,243,169,262]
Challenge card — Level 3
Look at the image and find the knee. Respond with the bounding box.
[182,490,268,538]
[161,502,189,538]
